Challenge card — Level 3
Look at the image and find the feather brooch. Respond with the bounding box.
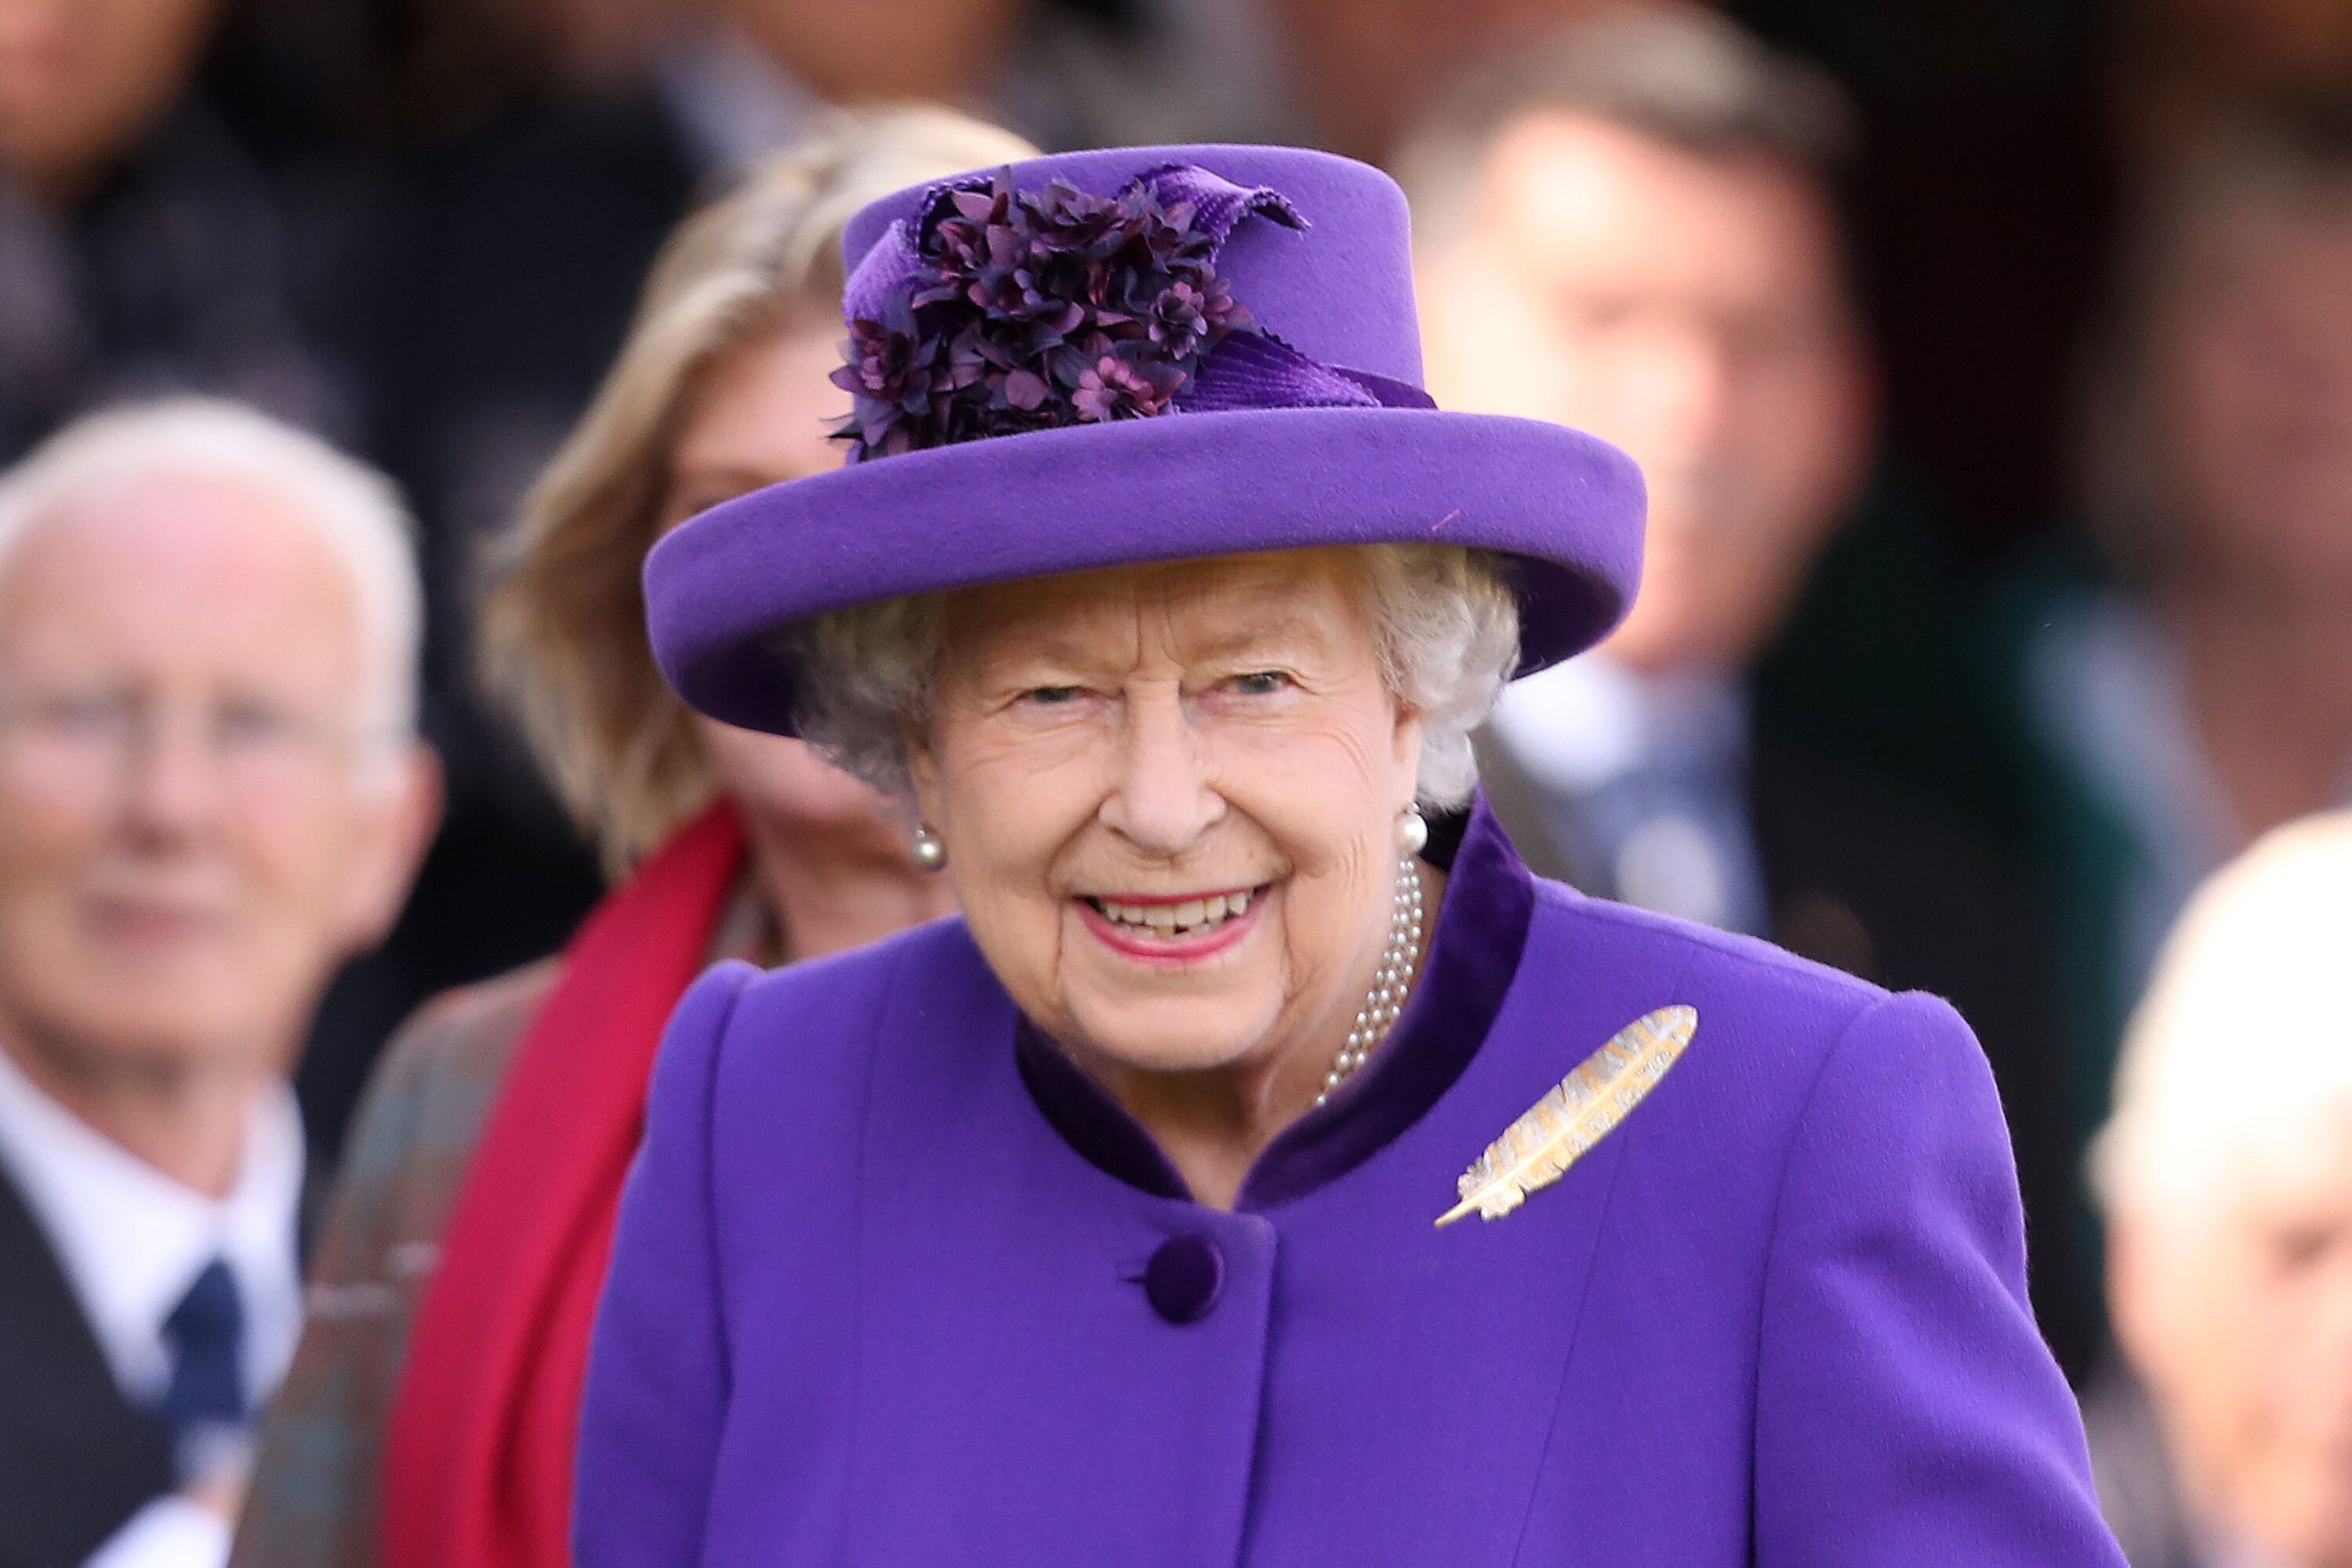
[1436,1005,1699,1227]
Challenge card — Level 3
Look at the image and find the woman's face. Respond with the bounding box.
[662,324,913,867]
[910,550,1424,1087]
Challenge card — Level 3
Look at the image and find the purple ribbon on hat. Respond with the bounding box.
[831,162,1432,460]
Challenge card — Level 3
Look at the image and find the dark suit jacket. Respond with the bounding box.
[1478,727,2094,1378]
[0,1165,173,1568]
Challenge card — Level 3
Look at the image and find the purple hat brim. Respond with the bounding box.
[646,406,1645,737]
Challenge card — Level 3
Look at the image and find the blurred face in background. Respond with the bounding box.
[727,0,1027,106]
[0,0,223,204]
[2111,1115,2352,1568]
[659,319,927,907]
[2143,197,2352,597]
[1419,111,1874,673]
[487,0,681,89]
[0,473,434,1089]
[1265,0,1599,158]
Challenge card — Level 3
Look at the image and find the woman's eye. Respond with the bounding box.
[1023,685,1085,706]
[1229,671,1291,695]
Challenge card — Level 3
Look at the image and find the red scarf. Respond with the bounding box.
[382,802,746,1568]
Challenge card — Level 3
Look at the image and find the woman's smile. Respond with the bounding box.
[1075,883,1270,964]
[902,550,1435,1087]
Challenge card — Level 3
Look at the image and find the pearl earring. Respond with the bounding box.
[1396,805,1428,856]
[910,824,947,872]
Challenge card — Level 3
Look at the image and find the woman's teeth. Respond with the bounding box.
[1094,888,1254,936]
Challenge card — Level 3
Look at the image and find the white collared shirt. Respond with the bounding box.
[0,1041,303,1567]
[1490,652,1769,935]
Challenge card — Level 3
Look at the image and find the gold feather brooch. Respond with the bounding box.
[1436,1005,1699,1227]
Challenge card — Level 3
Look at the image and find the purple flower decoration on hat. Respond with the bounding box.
[833,300,950,458]
[1074,348,1185,422]
[831,164,1302,460]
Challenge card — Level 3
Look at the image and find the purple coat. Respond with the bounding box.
[577,804,2123,1566]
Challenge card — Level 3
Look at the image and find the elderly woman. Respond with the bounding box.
[579,147,2124,1566]
[226,110,1034,1568]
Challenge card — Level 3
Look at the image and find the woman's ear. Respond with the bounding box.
[336,739,444,953]
[1391,701,1427,788]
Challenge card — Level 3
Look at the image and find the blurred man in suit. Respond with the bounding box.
[1403,2,2092,1372]
[2086,813,2352,1568]
[0,401,436,1568]
[1405,2,1872,935]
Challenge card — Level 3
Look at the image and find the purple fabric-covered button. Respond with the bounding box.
[1143,1234,1224,1325]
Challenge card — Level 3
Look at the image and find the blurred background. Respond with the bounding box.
[2,0,2349,1564]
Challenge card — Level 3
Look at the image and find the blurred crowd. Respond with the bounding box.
[0,0,2346,1565]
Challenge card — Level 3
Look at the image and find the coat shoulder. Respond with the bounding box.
[694,916,988,1107]
[725,914,980,1033]
[321,956,561,1235]
[1529,875,1893,1022]
[363,956,561,1120]
[1518,877,1985,1122]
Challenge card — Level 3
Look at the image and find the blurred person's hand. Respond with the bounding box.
[0,0,223,206]
[1418,110,1874,675]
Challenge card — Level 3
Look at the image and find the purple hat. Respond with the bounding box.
[645,144,1645,735]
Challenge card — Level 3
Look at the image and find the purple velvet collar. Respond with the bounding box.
[1014,794,1537,1212]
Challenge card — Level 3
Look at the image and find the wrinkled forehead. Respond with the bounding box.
[938,549,1376,664]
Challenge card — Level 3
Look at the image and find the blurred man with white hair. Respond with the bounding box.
[0,400,438,1568]
[2087,812,2352,1568]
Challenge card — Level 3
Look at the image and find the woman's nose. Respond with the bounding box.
[1098,688,1223,856]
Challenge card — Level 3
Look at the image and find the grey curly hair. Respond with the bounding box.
[785,544,1523,811]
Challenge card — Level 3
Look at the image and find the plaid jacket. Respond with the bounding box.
[231,874,769,1568]
[228,962,556,1568]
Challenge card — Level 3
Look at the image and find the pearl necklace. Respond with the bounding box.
[1316,852,1427,1105]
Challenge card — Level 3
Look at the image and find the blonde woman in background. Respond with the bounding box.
[228,107,1036,1568]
